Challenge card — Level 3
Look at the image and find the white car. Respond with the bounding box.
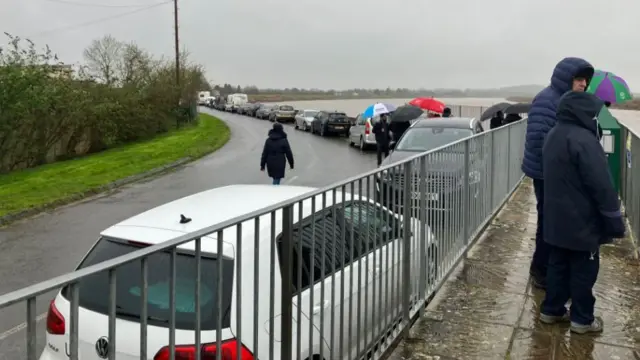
[39,185,437,360]
[294,109,319,131]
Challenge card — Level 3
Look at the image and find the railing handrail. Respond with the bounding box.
[0,117,526,309]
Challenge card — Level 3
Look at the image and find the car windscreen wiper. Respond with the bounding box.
[116,306,169,323]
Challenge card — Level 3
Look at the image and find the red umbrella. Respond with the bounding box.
[409,97,445,114]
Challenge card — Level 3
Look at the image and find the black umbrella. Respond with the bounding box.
[390,104,423,123]
[504,102,531,115]
[480,102,511,121]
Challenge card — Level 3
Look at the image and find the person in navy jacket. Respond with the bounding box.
[539,91,625,334]
[521,57,594,289]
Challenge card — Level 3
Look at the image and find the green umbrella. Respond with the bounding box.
[587,70,632,104]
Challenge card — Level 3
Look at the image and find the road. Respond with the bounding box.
[0,108,377,359]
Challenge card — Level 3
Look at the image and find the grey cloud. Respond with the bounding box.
[1,0,638,90]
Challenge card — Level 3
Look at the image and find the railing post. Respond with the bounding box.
[402,162,413,323]
[462,140,470,244]
[507,125,512,188]
[489,131,496,212]
[418,156,427,309]
[280,205,294,360]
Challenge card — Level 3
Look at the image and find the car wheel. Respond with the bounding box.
[294,121,299,129]
[359,136,365,150]
[349,135,354,146]
[303,122,308,131]
[320,126,325,137]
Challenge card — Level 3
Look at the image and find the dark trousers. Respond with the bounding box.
[541,245,599,325]
[530,178,551,279]
[376,143,389,166]
[272,178,281,185]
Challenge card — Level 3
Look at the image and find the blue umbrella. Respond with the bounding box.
[362,102,396,118]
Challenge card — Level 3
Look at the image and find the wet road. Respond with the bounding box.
[387,179,640,360]
[0,108,377,358]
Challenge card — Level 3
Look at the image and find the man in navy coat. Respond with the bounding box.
[522,57,594,289]
[539,91,625,334]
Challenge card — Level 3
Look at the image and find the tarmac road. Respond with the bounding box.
[0,108,377,359]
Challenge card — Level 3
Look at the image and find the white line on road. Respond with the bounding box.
[284,176,298,185]
[0,312,47,341]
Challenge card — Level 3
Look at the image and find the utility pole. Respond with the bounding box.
[173,0,181,127]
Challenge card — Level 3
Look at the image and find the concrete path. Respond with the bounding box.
[386,178,640,360]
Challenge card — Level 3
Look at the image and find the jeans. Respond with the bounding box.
[530,178,550,279]
[272,178,281,185]
[541,245,599,325]
[376,143,389,166]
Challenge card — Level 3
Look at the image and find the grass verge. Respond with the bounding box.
[0,113,230,219]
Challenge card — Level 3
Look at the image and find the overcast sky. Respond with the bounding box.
[1,0,637,90]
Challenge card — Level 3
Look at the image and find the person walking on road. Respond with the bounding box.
[373,114,391,166]
[539,91,625,334]
[522,57,594,290]
[260,123,294,185]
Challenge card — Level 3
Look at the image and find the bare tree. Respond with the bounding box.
[118,42,153,86]
[83,35,122,86]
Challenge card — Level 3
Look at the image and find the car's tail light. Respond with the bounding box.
[153,339,254,360]
[365,121,371,135]
[46,300,65,335]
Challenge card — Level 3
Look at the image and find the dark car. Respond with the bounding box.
[237,103,254,115]
[245,103,262,117]
[255,104,275,119]
[269,104,296,123]
[375,117,486,233]
[310,111,350,137]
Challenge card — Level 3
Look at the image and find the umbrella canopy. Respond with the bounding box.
[389,104,423,123]
[480,102,511,121]
[408,97,445,113]
[362,102,397,118]
[504,102,531,115]
[587,70,632,104]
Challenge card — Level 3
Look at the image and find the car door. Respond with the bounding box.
[350,114,363,143]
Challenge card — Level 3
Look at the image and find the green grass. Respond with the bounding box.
[0,113,230,218]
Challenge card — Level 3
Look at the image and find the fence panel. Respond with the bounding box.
[0,119,527,360]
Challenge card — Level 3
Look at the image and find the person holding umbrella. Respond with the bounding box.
[490,111,505,129]
[522,56,594,290]
[442,107,452,118]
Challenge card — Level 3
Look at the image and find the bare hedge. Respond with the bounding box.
[0,33,208,173]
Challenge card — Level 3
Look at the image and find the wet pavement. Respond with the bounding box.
[386,178,640,360]
[0,108,377,358]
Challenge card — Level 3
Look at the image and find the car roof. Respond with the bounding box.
[100,185,343,254]
[411,117,476,129]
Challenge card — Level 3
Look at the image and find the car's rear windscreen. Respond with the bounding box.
[279,105,294,111]
[62,238,234,330]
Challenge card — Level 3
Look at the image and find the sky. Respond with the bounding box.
[1,0,637,90]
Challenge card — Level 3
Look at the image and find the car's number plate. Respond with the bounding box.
[333,126,345,129]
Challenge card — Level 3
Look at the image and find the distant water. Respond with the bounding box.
[274,97,506,116]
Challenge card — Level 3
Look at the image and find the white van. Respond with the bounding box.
[226,93,248,112]
[197,91,211,105]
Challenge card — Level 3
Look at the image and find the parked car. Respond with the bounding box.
[294,109,319,131]
[348,113,380,150]
[39,184,437,360]
[375,117,486,231]
[255,104,275,119]
[310,111,350,137]
[237,102,254,115]
[246,103,262,117]
[269,104,296,123]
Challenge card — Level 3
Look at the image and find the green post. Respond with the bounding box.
[597,106,621,193]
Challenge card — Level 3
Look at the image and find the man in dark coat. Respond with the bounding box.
[260,123,294,185]
[539,91,625,334]
[372,114,391,166]
[489,111,504,129]
[521,57,594,289]
[442,107,452,118]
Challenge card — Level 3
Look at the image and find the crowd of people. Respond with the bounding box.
[522,57,626,334]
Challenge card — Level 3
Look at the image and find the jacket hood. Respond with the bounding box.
[550,57,594,94]
[556,91,603,136]
[268,125,287,140]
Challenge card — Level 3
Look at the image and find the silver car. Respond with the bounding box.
[349,113,380,150]
[294,109,319,131]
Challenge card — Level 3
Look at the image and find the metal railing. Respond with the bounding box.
[619,124,640,248]
[0,119,527,360]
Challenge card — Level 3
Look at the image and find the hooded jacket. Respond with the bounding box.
[522,57,594,179]
[261,124,294,179]
[542,91,625,252]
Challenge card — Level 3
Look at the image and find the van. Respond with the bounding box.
[226,93,249,113]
